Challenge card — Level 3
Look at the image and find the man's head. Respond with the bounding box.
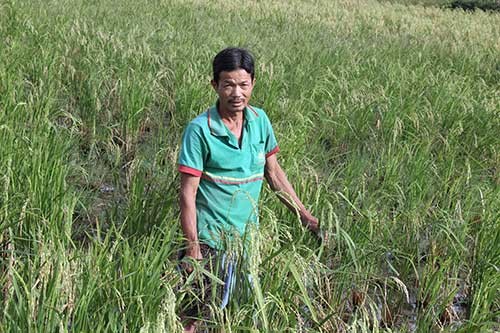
[212,47,255,84]
[211,48,255,114]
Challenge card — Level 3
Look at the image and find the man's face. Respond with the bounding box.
[211,69,255,114]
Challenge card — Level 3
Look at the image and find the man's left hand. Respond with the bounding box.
[300,212,319,235]
[300,212,330,245]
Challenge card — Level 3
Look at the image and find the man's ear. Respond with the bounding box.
[210,80,218,90]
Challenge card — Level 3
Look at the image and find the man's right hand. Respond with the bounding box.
[182,243,203,274]
[186,243,203,260]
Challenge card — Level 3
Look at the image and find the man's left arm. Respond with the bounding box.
[264,154,319,234]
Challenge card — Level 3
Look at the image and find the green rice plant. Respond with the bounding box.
[465,190,500,331]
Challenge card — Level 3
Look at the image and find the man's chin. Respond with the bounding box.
[226,104,246,113]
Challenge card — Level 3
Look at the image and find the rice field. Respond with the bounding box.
[0,0,499,331]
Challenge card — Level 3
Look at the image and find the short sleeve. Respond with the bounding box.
[178,124,206,177]
[263,113,279,157]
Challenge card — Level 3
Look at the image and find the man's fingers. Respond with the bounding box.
[301,214,319,231]
[181,255,203,275]
[307,220,331,246]
[181,261,194,274]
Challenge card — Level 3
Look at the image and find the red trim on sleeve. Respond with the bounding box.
[265,146,280,158]
[178,165,202,177]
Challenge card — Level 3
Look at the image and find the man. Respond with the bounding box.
[178,47,320,332]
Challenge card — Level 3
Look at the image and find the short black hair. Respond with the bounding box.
[212,47,255,84]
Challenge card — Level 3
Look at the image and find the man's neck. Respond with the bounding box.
[217,105,244,141]
[217,106,244,126]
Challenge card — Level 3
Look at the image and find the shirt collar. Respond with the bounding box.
[208,101,259,137]
[245,104,259,122]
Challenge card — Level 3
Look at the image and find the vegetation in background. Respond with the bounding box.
[0,0,499,331]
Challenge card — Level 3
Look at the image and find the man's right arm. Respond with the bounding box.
[180,173,202,260]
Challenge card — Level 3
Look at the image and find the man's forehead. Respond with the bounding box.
[221,78,251,83]
[219,69,253,82]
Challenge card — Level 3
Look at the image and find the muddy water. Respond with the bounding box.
[395,281,469,331]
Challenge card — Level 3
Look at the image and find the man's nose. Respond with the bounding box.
[231,86,242,96]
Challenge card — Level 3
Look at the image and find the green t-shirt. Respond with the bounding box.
[178,104,279,249]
